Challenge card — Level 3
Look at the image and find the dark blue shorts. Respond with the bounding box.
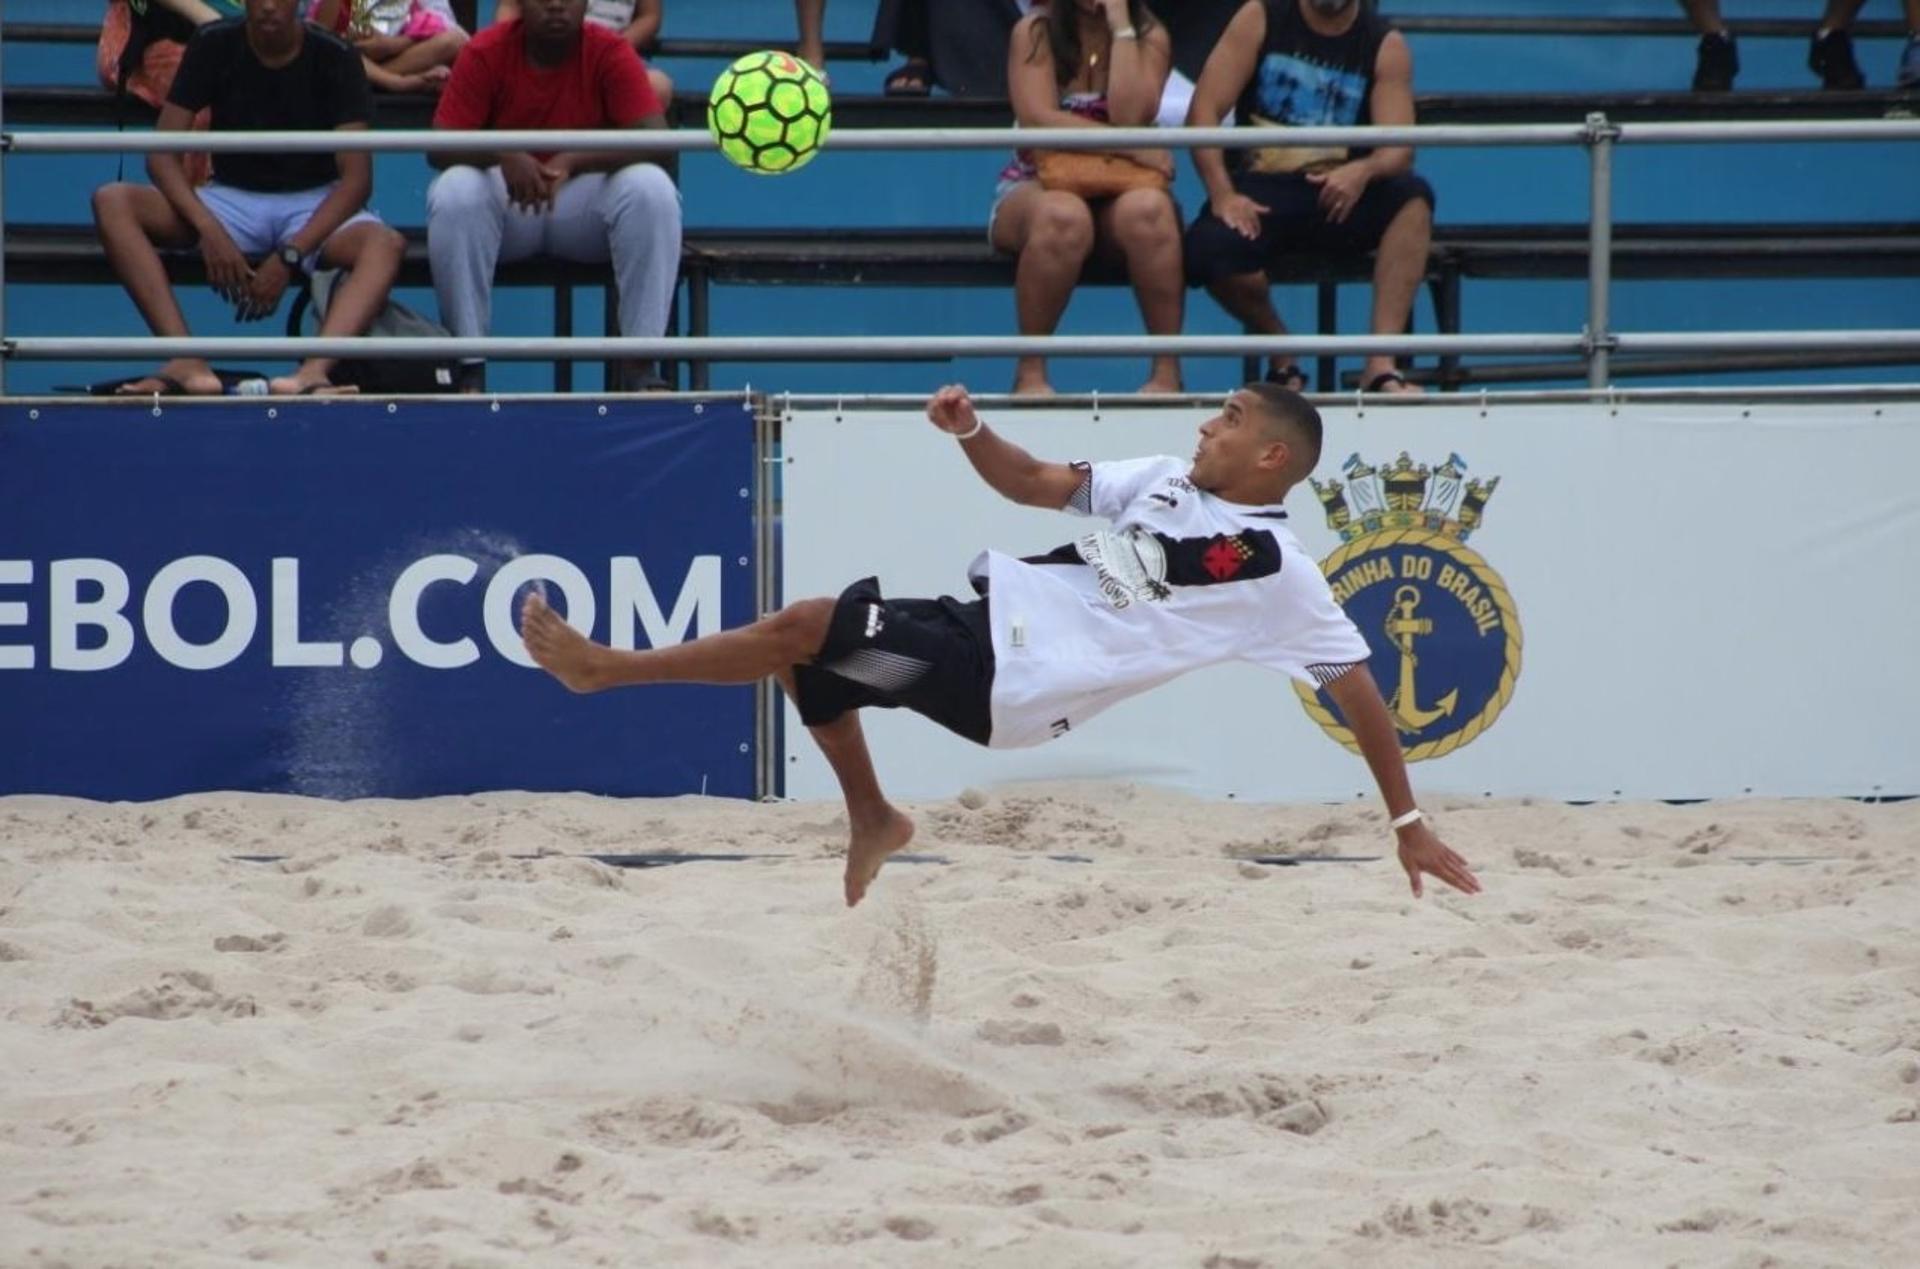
[791,576,996,746]
[1185,169,1435,286]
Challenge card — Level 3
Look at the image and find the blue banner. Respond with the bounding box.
[0,397,758,800]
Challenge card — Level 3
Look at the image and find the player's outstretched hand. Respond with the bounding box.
[926,384,980,437]
[1396,820,1481,898]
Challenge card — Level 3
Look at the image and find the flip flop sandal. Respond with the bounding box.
[1264,364,1309,391]
[1364,370,1411,393]
[883,58,932,97]
[103,374,187,397]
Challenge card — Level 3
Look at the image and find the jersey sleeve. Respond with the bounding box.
[165,26,219,113]
[602,44,663,123]
[327,41,374,126]
[1245,559,1372,685]
[432,41,493,130]
[1068,456,1182,521]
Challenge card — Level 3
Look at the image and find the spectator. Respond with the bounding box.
[1685,1,1920,90]
[428,0,681,392]
[305,0,468,94]
[495,0,674,107]
[796,0,828,74]
[98,0,241,107]
[872,0,1037,98]
[91,0,407,397]
[991,0,1183,396]
[1184,0,1431,395]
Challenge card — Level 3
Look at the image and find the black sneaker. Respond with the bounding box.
[1809,29,1865,90]
[1692,32,1738,92]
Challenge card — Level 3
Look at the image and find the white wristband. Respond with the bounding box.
[954,417,984,440]
[1390,808,1425,831]
[1112,25,1138,40]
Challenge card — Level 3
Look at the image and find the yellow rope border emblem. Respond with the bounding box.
[1292,528,1524,762]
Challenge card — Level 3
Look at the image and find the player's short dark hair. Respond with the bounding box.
[1241,382,1323,478]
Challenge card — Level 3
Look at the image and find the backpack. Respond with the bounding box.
[307,268,457,395]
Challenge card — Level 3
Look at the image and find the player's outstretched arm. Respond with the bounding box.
[1322,665,1482,898]
[926,384,1086,510]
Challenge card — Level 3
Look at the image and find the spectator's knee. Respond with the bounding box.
[606,162,681,216]
[1028,194,1095,257]
[426,165,491,219]
[369,224,407,264]
[90,182,134,224]
[1110,189,1179,249]
[1387,191,1433,245]
[647,67,675,103]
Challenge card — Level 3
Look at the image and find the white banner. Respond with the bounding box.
[781,397,1920,802]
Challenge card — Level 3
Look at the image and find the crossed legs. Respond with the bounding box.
[519,591,913,906]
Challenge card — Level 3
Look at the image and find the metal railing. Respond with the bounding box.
[4,116,1919,395]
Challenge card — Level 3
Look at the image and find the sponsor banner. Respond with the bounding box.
[781,398,1920,802]
[0,397,758,800]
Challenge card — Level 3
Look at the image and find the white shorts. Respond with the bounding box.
[196,182,382,272]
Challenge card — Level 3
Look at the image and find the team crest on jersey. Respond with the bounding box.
[1294,452,1523,762]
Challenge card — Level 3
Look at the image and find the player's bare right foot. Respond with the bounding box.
[844,804,915,908]
[519,591,608,692]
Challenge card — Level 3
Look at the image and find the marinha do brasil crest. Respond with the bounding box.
[1296,453,1522,761]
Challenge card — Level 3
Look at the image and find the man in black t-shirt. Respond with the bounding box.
[1184,0,1433,396]
[91,0,407,397]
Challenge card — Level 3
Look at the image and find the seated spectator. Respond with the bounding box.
[428,0,681,392]
[97,0,242,187]
[98,0,241,107]
[1184,0,1431,395]
[1684,0,1920,90]
[496,0,674,109]
[305,0,468,94]
[873,0,1039,98]
[991,0,1183,396]
[91,0,407,397]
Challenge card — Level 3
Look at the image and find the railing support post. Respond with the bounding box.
[2,113,11,396]
[1585,111,1619,389]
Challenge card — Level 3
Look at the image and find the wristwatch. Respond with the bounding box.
[277,243,305,273]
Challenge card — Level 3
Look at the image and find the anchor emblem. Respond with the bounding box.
[1383,585,1458,734]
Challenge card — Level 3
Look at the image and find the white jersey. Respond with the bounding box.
[968,456,1369,749]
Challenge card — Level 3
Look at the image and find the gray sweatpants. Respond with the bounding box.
[426,162,682,356]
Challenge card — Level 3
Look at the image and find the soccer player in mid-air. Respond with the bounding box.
[521,383,1480,907]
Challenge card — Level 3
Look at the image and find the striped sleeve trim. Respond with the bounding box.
[1066,462,1093,515]
[1307,662,1362,686]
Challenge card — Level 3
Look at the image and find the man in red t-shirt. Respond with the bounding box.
[426,0,678,391]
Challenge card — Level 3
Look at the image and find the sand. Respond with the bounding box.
[1,784,1916,1267]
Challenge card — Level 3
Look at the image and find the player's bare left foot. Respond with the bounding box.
[520,591,608,692]
[844,803,915,908]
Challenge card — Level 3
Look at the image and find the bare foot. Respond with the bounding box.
[844,804,916,908]
[1010,376,1056,398]
[519,591,608,692]
[1137,375,1183,394]
[115,361,223,396]
[269,373,358,397]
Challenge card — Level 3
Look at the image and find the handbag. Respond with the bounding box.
[1033,149,1170,199]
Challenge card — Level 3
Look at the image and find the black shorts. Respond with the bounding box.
[1185,169,1436,287]
[790,577,996,746]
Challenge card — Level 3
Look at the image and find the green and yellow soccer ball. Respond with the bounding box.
[707,51,832,175]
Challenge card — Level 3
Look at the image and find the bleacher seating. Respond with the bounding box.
[10,219,1916,391]
[4,19,1917,391]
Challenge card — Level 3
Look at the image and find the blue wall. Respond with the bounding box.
[3,0,1916,396]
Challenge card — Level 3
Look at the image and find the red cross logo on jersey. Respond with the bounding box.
[1201,535,1254,581]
